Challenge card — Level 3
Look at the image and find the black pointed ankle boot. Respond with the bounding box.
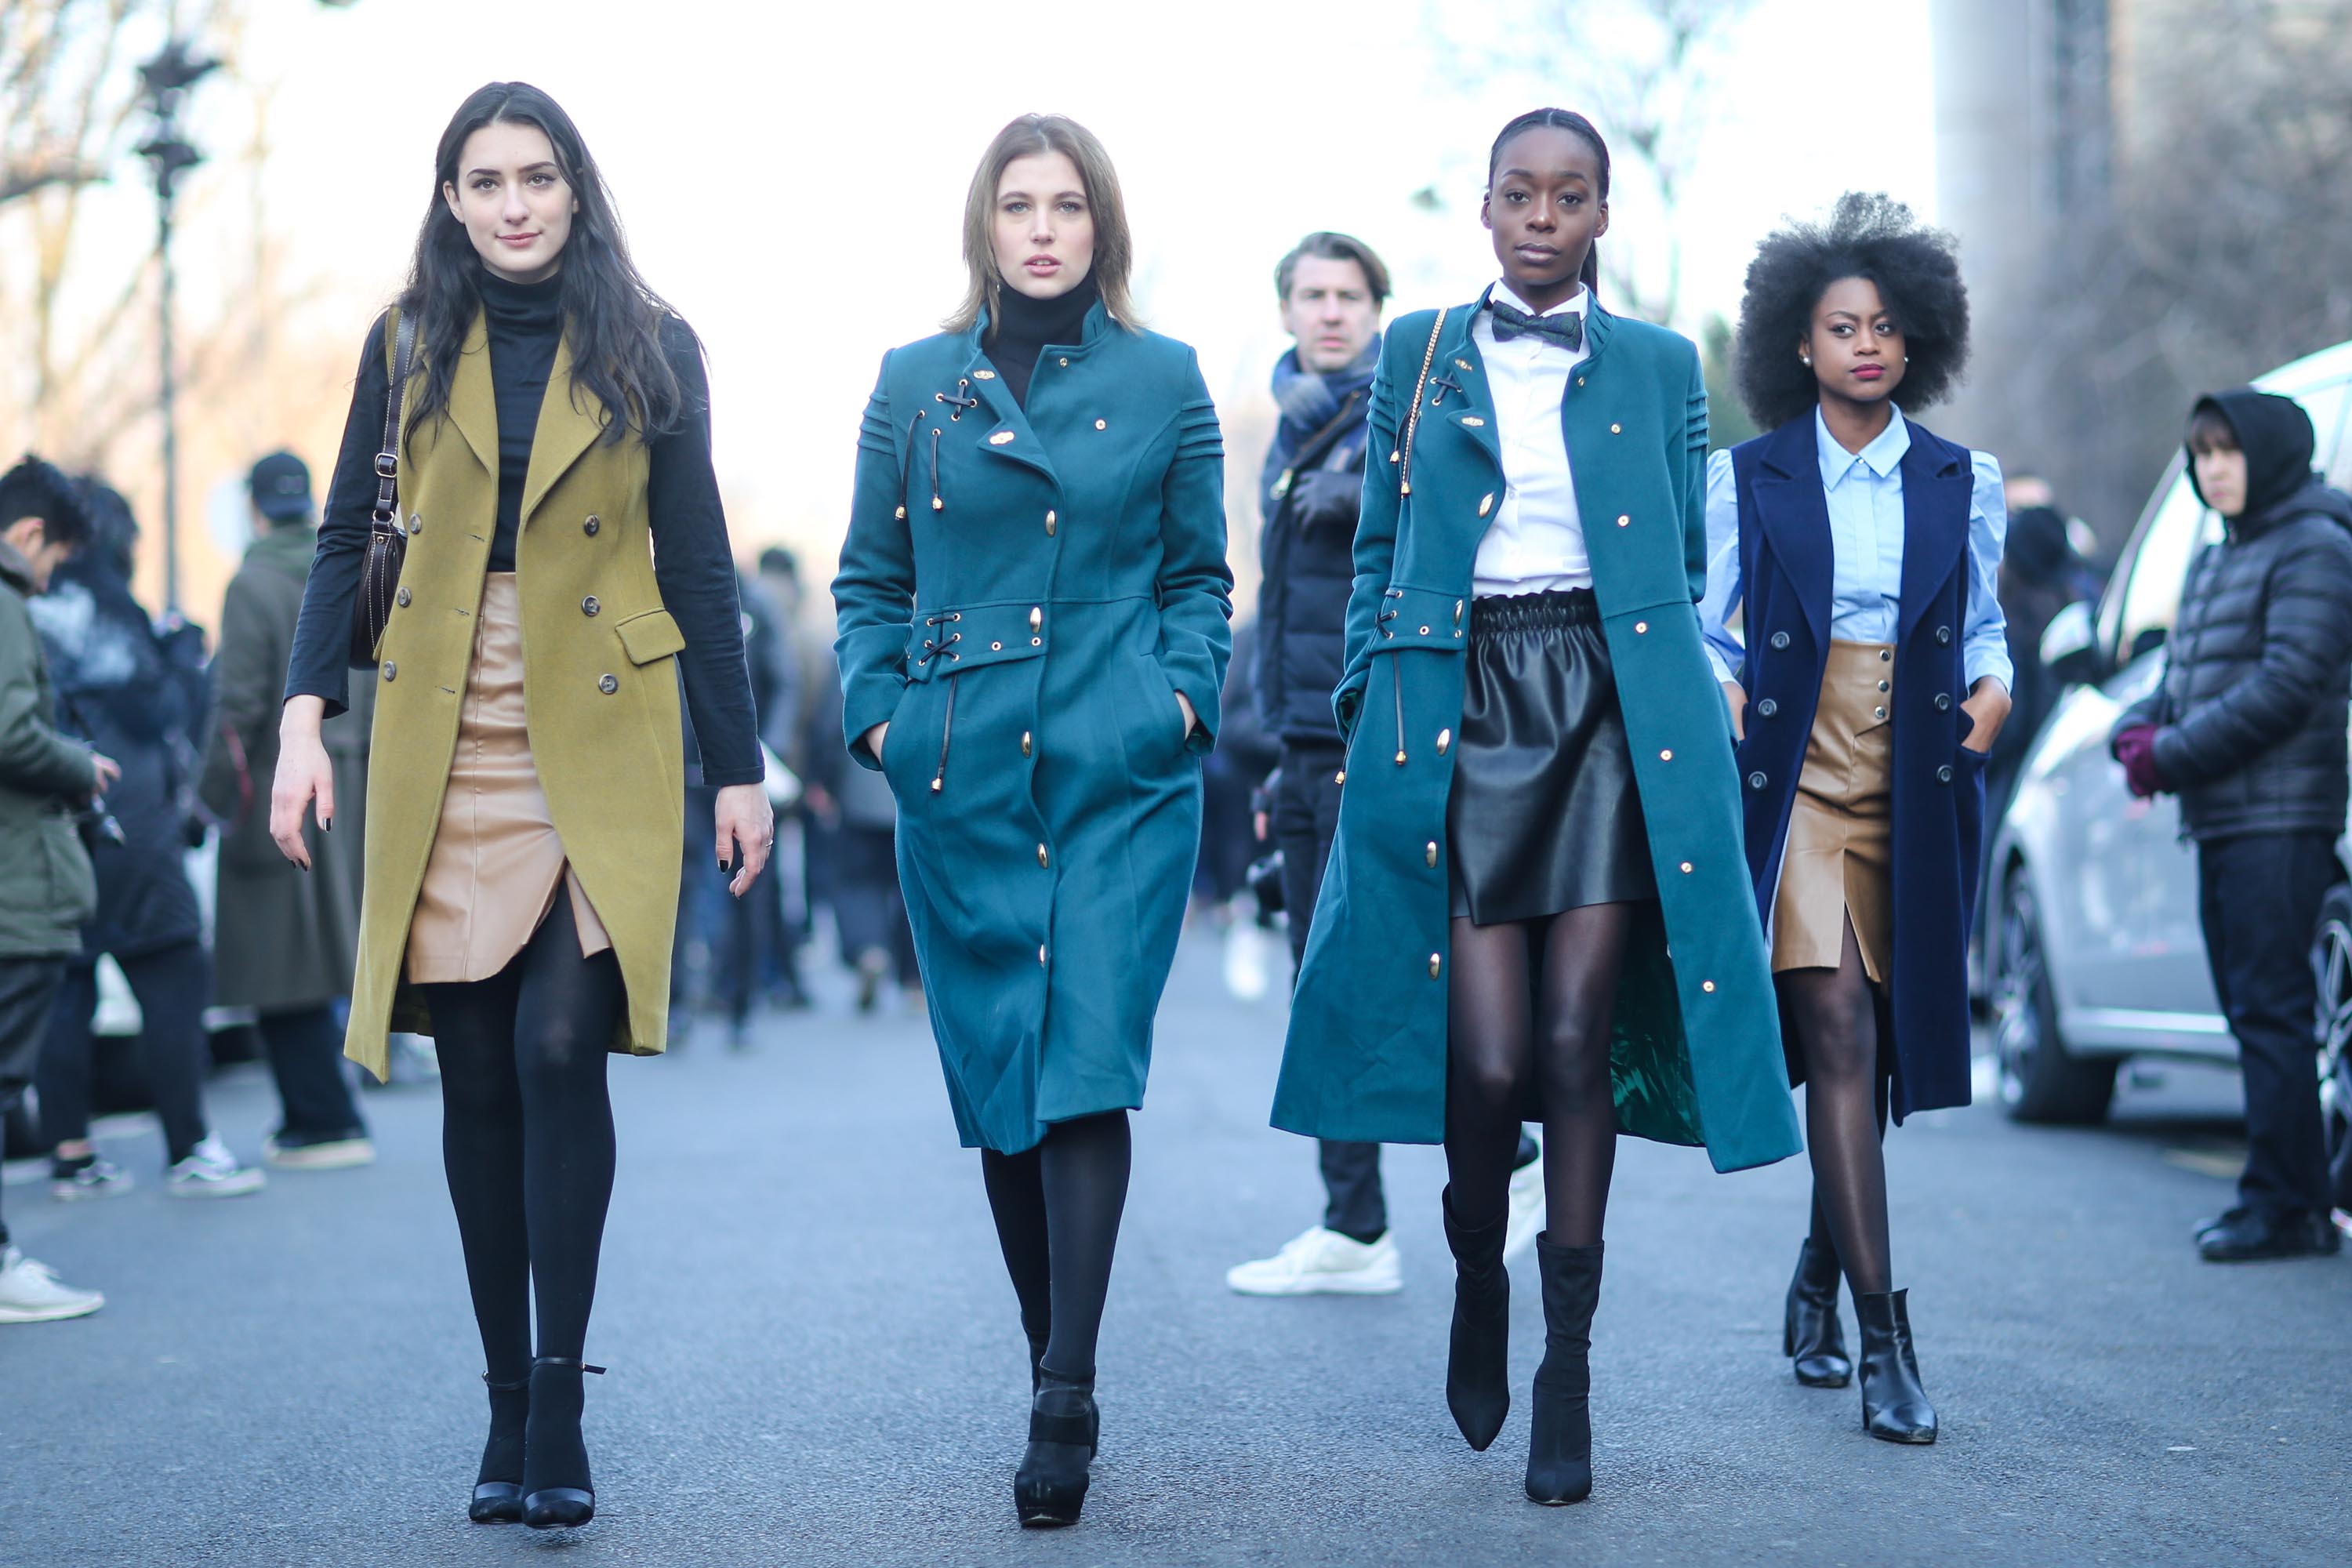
[468,1374,530,1523]
[1442,1187,1511,1451]
[1783,1238,1852,1389]
[521,1356,605,1528]
[1013,1373,1098,1527]
[1525,1236,1602,1505]
[1854,1290,1936,1444]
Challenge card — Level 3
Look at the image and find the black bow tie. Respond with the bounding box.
[1489,299,1584,352]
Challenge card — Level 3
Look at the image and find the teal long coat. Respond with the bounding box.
[833,301,1233,1155]
[1271,300,1802,1174]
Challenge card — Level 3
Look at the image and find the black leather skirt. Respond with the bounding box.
[1446,590,1656,924]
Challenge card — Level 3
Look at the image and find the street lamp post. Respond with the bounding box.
[135,40,219,618]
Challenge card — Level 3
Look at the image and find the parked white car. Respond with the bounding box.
[1986,337,2352,1166]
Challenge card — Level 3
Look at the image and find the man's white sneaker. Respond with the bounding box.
[1503,1156,1547,1263]
[0,1246,103,1323]
[1225,1225,1403,1295]
[166,1134,266,1199]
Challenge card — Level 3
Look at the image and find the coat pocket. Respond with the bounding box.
[615,608,686,666]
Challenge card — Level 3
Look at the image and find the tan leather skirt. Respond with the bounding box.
[1771,639,1894,984]
[405,573,611,984]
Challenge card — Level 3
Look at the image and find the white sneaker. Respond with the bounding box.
[1503,1156,1547,1263]
[166,1134,267,1199]
[1225,1225,1403,1295]
[0,1246,104,1323]
[1222,920,1272,1002]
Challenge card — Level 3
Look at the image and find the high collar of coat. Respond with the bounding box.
[967,294,1116,361]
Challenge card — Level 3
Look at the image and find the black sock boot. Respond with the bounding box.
[1854,1290,1936,1444]
[1013,1370,1097,1527]
[1442,1186,1511,1451]
[469,1374,531,1523]
[1783,1238,1853,1388]
[1526,1236,1602,1504]
[521,1356,605,1527]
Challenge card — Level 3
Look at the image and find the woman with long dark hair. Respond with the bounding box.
[1274,109,1798,1506]
[272,82,770,1528]
[832,113,1232,1527]
[1704,193,2009,1443]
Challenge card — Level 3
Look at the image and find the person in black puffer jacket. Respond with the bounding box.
[2111,388,2352,1262]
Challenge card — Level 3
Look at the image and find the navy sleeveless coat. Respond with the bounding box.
[1726,415,1989,1121]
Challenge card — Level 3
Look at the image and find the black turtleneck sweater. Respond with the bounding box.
[986,273,1100,408]
[285,278,761,786]
[479,270,564,572]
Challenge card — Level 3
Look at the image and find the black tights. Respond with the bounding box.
[421,896,624,1383]
[1444,905,1632,1246]
[1780,921,1893,1296]
[978,1110,1132,1385]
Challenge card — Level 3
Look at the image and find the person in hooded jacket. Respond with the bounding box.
[2111,388,2352,1263]
[31,479,266,1202]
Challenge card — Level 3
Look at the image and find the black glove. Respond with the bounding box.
[1287,467,1361,531]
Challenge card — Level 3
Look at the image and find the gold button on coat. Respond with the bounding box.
[1021,731,1033,757]
[1045,510,1057,535]
[1094,419,1107,430]
[1428,953,1443,978]
[1425,841,1438,867]
[1037,844,1049,869]
[1436,728,1451,755]
[1702,980,1716,993]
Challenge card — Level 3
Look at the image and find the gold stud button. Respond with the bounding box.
[1577,376,1587,387]
[1635,621,1648,633]
[989,430,1015,445]
[1617,514,1630,528]
[1462,416,1485,427]
[1037,844,1049,869]
[1660,749,1674,761]
[1679,861,1693,873]
[1436,728,1452,755]
[1479,493,1494,517]
[1426,841,1438,867]
[1610,423,1622,434]
[1039,945,1047,964]
[1094,419,1107,430]
[1029,607,1042,632]
[1021,731,1033,757]
[1045,510,1057,535]
[1058,357,1069,368]
[1702,980,1717,993]
[974,369,996,379]
[1428,953,1443,979]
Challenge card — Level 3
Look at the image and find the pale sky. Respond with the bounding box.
[61,0,1938,598]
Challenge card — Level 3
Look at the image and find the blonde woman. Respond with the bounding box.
[832,113,1232,1527]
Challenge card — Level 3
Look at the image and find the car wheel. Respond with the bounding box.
[2310,882,2352,1210]
[1990,866,2118,1123]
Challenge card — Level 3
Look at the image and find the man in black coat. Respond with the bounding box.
[2111,389,2352,1261]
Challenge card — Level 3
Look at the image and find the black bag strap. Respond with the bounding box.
[371,312,419,527]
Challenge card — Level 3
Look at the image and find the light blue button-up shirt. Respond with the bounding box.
[1699,407,2012,691]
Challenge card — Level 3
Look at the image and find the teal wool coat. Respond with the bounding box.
[1271,300,1802,1174]
[833,302,1233,1155]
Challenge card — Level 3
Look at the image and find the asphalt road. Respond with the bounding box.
[5,923,2347,1567]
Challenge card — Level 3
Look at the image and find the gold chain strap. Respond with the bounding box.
[1396,307,1448,498]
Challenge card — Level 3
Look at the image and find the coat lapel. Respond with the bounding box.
[1894,431,1972,642]
[519,333,609,528]
[437,313,499,477]
[1749,416,1834,650]
[1427,303,1501,474]
[962,320,1060,488]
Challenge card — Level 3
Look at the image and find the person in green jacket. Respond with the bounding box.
[0,456,112,1324]
[199,452,374,1170]
[1272,111,1800,1507]
[832,114,1232,1530]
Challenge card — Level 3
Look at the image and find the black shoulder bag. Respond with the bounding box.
[349,311,419,668]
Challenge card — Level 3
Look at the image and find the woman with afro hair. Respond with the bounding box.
[1700,193,2011,1445]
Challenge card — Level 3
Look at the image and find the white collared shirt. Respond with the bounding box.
[1469,281,1593,597]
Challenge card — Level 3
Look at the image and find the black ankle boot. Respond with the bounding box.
[1526,1236,1602,1505]
[1783,1239,1852,1389]
[521,1356,605,1528]
[1854,1290,1936,1444]
[1013,1374,1097,1527]
[1442,1187,1511,1451]
[468,1374,530,1523]
[1025,1335,1098,1455]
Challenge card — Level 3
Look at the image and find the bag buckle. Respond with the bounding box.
[373,451,398,480]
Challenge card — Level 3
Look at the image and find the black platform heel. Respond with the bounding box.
[1783,1238,1853,1388]
[521,1356,606,1529]
[468,1373,530,1523]
[1442,1187,1511,1451]
[1026,1337,1098,1457]
[1526,1236,1602,1504]
[1013,1375,1098,1527]
[1855,1290,1937,1444]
